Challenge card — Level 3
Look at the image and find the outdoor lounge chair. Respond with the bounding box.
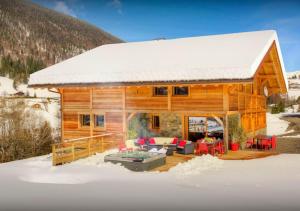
[165,137,178,151]
[176,140,194,154]
[147,137,179,151]
[135,138,148,150]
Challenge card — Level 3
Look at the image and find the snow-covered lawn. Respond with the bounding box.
[0,152,300,211]
[266,113,290,136]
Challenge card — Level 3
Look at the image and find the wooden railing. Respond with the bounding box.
[52,133,123,166]
[235,93,266,112]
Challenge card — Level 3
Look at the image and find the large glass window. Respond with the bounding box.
[173,86,189,96]
[153,87,168,96]
[80,114,90,127]
[94,114,105,128]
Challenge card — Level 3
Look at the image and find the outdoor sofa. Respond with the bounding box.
[126,137,179,151]
[176,140,195,154]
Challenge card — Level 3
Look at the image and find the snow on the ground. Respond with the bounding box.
[1,152,300,210]
[287,71,300,99]
[266,112,290,135]
[0,76,17,96]
[282,134,300,138]
[288,88,300,99]
[169,155,223,181]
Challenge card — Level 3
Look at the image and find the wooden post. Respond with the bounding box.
[224,114,229,153]
[90,88,94,137]
[122,87,127,142]
[101,137,104,152]
[168,85,172,111]
[71,143,75,161]
[181,114,185,139]
[60,88,64,142]
[98,137,101,152]
[88,139,91,156]
[223,85,229,153]
[52,145,56,166]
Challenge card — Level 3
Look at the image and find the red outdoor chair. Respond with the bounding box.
[171,137,178,144]
[195,142,208,155]
[149,138,156,145]
[246,138,254,149]
[260,139,271,150]
[271,135,277,149]
[137,138,146,145]
[211,141,225,156]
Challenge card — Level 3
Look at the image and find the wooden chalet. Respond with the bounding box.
[29,30,288,150]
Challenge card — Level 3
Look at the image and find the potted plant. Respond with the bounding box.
[231,133,240,151]
[230,127,247,151]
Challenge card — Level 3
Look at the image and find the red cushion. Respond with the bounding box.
[138,138,145,145]
[178,140,186,147]
[149,138,156,144]
[171,137,178,144]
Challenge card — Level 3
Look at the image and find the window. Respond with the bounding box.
[173,86,189,96]
[80,114,90,127]
[94,114,105,128]
[152,115,160,129]
[153,87,168,96]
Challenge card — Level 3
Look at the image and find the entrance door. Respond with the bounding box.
[187,117,223,142]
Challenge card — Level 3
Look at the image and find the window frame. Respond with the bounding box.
[79,113,91,128]
[152,114,160,129]
[94,113,106,130]
[153,86,168,96]
[172,86,189,96]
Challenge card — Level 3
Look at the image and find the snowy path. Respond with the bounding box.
[267,113,290,135]
[0,153,300,211]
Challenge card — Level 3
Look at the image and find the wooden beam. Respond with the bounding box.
[168,85,172,111]
[269,87,281,94]
[60,88,64,142]
[124,110,226,116]
[223,85,229,112]
[181,114,185,139]
[29,80,254,89]
[89,88,93,137]
[127,112,137,122]
[122,87,126,141]
[257,74,277,80]
[224,114,229,153]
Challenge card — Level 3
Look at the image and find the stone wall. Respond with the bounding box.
[157,112,183,138]
[127,113,183,139]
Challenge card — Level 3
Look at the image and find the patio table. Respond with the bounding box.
[197,139,223,155]
[255,135,272,149]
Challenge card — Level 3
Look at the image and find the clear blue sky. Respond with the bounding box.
[33,0,300,72]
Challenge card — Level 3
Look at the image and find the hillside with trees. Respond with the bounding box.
[0,0,122,85]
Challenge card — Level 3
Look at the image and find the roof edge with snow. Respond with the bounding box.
[28,30,288,91]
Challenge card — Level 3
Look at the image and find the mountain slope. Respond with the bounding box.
[287,70,300,99]
[0,0,122,83]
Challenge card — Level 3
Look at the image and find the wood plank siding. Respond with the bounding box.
[59,43,285,142]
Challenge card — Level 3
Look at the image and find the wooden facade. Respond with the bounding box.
[51,42,286,149]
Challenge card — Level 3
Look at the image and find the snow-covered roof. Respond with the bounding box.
[29,30,287,87]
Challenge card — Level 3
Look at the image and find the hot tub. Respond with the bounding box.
[104,151,166,171]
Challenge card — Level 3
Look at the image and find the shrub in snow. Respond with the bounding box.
[0,98,57,163]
